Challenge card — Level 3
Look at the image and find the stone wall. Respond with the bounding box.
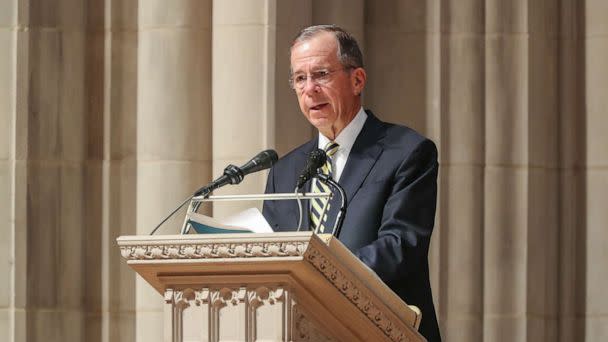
[0,0,606,341]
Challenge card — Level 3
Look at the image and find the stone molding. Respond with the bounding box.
[305,245,412,342]
[119,237,309,260]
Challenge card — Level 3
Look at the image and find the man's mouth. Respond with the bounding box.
[310,103,328,111]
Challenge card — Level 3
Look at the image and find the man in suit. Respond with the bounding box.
[262,25,441,341]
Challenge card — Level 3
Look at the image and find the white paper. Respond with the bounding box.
[221,207,274,233]
[187,207,273,233]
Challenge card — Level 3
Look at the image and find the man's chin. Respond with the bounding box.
[310,119,332,130]
[308,112,329,122]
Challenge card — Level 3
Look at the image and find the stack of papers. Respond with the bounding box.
[187,208,274,234]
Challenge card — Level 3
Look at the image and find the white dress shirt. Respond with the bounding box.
[317,107,367,181]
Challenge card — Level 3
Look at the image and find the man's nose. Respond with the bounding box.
[302,78,319,94]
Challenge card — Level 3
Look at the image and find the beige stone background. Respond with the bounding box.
[0,0,606,341]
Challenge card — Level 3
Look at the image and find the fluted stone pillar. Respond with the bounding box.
[0,0,25,340]
[134,1,212,341]
[435,2,486,341]
[29,1,88,341]
[526,2,561,341]
[582,0,608,340]
[83,1,105,341]
[211,0,279,217]
[0,0,91,341]
[91,1,140,342]
[1,2,607,341]
[556,3,586,341]
[483,1,561,340]
[483,22,529,342]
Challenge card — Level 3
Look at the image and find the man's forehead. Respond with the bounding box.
[290,32,339,70]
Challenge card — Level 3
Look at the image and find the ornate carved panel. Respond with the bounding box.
[164,286,333,342]
[292,304,335,342]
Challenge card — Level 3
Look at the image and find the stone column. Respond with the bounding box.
[88,1,140,342]
[0,0,25,340]
[22,1,89,341]
[557,2,587,341]
[483,1,561,340]
[526,2,561,341]
[435,1,486,341]
[211,0,279,218]
[483,1,530,340]
[83,1,106,340]
[135,1,212,341]
[1,2,606,341]
[581,0,608,340]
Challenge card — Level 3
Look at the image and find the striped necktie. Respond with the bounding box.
[310,141,339,233]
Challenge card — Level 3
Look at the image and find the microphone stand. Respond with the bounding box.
[294,186,305,231]
[294,186,333,232]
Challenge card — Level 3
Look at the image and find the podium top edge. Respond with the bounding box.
[116,231,320,246]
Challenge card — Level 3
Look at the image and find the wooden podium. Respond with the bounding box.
[117,232,426,341]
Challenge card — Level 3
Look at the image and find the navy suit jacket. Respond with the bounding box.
[263,111,441,341]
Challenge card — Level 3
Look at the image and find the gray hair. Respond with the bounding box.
[291,25,364,69]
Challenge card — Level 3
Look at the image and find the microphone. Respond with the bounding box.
[150,149,278,235]
[296,149,327,189]
[240,149,279,175]
[194,149,278,196]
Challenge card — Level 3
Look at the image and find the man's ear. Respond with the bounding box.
[352,67,367,95]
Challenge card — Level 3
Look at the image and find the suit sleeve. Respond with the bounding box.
[354,139,438,285]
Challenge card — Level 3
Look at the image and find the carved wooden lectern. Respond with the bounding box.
[117,232,426,342]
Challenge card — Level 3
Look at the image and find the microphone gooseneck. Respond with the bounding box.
[315,173,347,237]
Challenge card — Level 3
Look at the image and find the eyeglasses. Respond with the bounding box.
[289,67,352,90]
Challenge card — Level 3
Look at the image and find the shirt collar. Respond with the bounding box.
[318,107,367,153]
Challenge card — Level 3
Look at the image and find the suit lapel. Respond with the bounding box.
[339,111,386,205]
